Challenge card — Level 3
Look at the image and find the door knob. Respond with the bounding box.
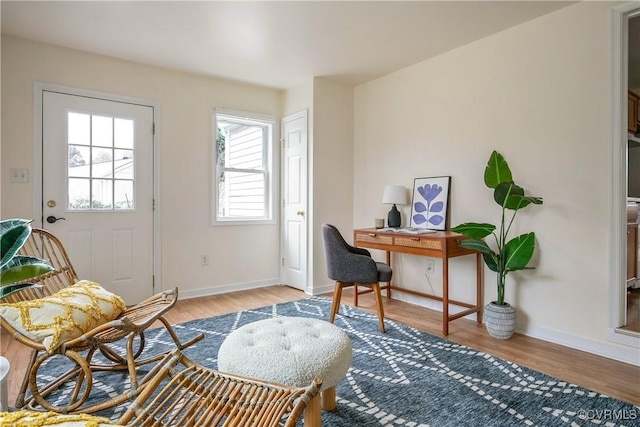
[46,215,66,224]
[296,210,305,216]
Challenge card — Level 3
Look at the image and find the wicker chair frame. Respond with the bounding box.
[117,349,322,427]
[0,228,203,414]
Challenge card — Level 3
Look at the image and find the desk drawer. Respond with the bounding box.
[355,232,393,245]
[394,237,442,250]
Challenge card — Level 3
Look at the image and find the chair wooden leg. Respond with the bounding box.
[372,283,386,333]
[329,282,343,324]
[353,285,359,306]
[14,348,38,409]
[304,394,322,427]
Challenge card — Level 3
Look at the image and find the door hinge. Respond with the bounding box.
[153,198,156,210]
[281,258,284,267]
[281,139,285,148]
[152,122,156,135]
[282,199,285,207]
[152,275,156,292]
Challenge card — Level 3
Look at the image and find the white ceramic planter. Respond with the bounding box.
[483,302,516,340]
[0,356,9,412]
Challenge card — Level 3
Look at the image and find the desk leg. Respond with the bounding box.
[386,251,391,298]
[442,257,449,336]
[476,252,483,324]
[353,284,358,306]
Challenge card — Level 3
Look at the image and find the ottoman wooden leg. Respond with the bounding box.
[321,386,336,411]
[304,394,321,427]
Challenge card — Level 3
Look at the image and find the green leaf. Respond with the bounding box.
[0,283,42,299]
[494,182,524,210]
[484,151,512,189]
[1,219,32,269]
[494,183,543,211]
[3,255,50,269]
[503,233,536,271]
[482,253,500,273]
[450,223,495,239]
[521,195,543,206]
[456,239,499,272]
[1,261,54,286]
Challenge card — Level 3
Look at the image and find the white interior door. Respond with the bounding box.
[42,90,154,304]
[281,111,308,291]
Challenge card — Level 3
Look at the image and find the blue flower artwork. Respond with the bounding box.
[410,176,451,230]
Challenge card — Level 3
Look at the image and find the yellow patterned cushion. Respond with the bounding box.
[0,410,115,426]
[0,280,126,354]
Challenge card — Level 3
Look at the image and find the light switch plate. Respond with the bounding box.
[9,168,29,183]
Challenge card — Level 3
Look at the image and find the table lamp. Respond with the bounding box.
[382,185,407,228]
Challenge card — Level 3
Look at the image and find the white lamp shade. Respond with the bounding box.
[382,185,407,205]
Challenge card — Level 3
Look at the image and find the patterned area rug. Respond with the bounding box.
[37,296,638,426]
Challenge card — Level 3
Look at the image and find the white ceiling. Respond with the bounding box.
[1,1,575,90]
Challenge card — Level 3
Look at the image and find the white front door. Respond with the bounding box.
[281,111,308,291]
[41,90,155,304]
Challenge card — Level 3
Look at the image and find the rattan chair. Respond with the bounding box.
[117,349,322,427]
[0,228,203,414]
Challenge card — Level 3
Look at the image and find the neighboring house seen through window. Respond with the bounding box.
[213,109,274,224]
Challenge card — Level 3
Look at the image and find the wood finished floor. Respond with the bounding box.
[1,285,639,409]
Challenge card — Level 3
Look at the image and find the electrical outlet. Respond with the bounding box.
[201,255,210,266]
[425,259,435,274]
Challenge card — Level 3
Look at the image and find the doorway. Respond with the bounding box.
[280,111,308,292]
[626,15,640,332]
[612,4,640,340]
[35,83,160,304]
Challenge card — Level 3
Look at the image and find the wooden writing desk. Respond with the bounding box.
[353,228,483,336]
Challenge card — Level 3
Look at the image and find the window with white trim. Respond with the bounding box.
[213,109,274,224]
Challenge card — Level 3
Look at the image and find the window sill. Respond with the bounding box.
[211,218,276,227]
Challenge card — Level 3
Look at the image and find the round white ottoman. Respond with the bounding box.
[218,317,352,427]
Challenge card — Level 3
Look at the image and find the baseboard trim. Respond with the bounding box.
[517,323,640,366]
[309,283,334,296]
[177,279,286,300]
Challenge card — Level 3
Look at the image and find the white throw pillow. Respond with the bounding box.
[0,280,126,354]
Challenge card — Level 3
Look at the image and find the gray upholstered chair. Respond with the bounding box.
[321,224,392,333]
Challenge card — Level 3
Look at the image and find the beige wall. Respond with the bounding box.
[311,78,354,290]
[354,1,636,360]
[1,36,283,296]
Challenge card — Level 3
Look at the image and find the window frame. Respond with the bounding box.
[66,110,137,212]
[211,108,276,226]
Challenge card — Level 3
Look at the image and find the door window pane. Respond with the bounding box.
[114,149,134,179]
[92,115,113,147]
[68,178,90,209]
[68,145,90,177]
[92,179,113,209]
[68,112,90,146]
[114,180,134,210]
[114,118,134,149]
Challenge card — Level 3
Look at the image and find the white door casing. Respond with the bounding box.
[281,111,308,291]
[40,89,155,304]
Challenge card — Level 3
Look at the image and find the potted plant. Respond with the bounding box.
[451,151,543,339]
[1,218,54,299]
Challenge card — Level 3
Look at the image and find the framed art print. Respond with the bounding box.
[410,176,451,230]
